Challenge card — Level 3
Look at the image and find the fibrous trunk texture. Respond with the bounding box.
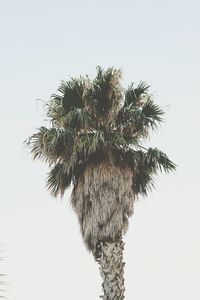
[97,240,125,300]
[71,162,134,255]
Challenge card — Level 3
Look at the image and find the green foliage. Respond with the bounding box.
[91,66,122,120]
[131,148,176,196]
[47,163,72,197]
[124,82,150,107]
[26,66,175,197]
[26,127,73,165]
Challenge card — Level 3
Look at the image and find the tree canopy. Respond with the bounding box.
[27,66,175,200]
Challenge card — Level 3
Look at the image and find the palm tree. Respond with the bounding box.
[26,66,175,299]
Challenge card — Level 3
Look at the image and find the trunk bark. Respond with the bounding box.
[96,240,125,300]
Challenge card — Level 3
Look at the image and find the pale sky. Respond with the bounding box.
[0,0,200,299]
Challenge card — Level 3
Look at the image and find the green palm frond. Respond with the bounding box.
[47,163,72,197]
[124,82,150,107]
[132,148,176,195]
[67,130,105,172]
[145,148,176,173]
[117,100,164,141]
[135,169,155,196]
[65,107,95,130]
[47,77,89,127]
[58,77,86,110]
[110,131,132,149]
[26,127,73,164]
[91,66,122,123]
[142,99,164,126]
[116,108,145,141]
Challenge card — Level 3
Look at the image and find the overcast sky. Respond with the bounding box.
[0,0,200,299]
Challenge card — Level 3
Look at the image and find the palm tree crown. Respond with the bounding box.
[27,66,175,257]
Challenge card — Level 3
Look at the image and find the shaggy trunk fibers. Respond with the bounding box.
[71,162,134,254]
[97,240,125,300]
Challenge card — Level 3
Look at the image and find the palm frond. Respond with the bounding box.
[124,82,150,107]
[142,99,164,126]
[134,169,155,196]
[131,147,175,196]
[47,77,89,127]
[145,148,176,173]
[65,107,95,130]
[47,163,72,197]
[26,127,73,164]
[67,130,105,172]
[90,66,122,123]
[117,100,164,141]
[110,131,132,149]
[46,96,64,127]
[58,77,86,111]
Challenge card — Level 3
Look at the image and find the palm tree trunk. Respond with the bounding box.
[96,240,125,300]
